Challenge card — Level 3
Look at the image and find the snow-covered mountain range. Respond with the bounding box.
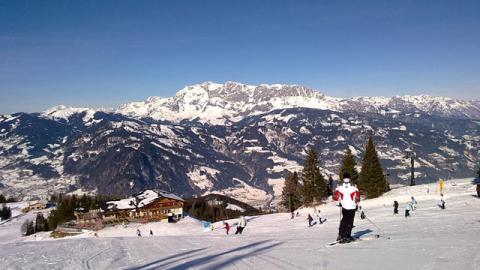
[116,81,480,124]
[1,82,479,206]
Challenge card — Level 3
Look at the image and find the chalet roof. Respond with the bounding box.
[106,190,184,211]
[29,201,46,205]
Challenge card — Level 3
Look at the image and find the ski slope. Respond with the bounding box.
[0,179,479,269]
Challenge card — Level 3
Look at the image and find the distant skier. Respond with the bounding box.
[411,196,417,210]
[291,211,295,219]
[313,208,319,224]
[439,193,446,209]
[150,229,153,236]
[235,216,247,235]
[307,213,314,227]
[224,222,230,235]
[476,184,480,198]
[334,172,360,243]
[316,209,325,224]
[137,229,142,237]
[405,202,411,217]
[393,200,399,214]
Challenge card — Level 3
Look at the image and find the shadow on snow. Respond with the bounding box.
[127,239,283,270]
[125,248,206,270]
[353,229,373,239]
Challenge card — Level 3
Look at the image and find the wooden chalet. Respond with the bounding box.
[74,208,103,229]
[72,190,184,228]
[29,201,47,210]
[103,190,185,223]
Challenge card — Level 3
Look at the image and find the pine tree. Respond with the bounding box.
[280,171,302,212]
[22,219,35,236]
[43,217,50,231]
[47,210,59,230]
[339,148,359,185]
[327,175,334,196]
[27,220,35,235]
[35,213,49,232]
[0,204,12,220]
[359,137,390,198]
[301,148,327,204]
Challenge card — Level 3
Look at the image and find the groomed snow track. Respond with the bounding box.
[1,179,479,269]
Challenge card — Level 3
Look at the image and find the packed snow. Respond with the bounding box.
[1,178,479,269]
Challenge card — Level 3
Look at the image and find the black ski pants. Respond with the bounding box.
[235,226,244,234]
[339,208,356,238]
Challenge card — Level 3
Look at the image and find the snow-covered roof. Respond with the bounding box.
[106,190,184,211]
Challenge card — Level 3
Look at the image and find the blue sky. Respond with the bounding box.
[0,1,479,113]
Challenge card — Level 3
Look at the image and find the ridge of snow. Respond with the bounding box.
[42,105,99,122]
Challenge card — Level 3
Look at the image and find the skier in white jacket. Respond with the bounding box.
[235,216,247,234]
[334,172,360,243]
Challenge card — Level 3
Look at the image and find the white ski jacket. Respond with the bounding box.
[239,216,247,227]
[333,180,360,210]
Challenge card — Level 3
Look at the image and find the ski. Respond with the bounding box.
[327,241,339,246]
[327,234,389,246]
[326,238,359,247]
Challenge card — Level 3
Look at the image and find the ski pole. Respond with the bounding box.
[364,216,389,239]
[364,216,382,231]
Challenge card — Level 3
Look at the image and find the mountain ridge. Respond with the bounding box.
[38,81,480,124]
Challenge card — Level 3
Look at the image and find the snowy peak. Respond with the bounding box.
[117,82,340,124]
[176,81,326,103]
[43,105,90,119]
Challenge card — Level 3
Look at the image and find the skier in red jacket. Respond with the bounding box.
[224,222,230,235]
[334,172,360,243]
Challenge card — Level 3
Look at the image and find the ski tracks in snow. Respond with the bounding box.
[255,254,308,270]
[80,238,131,270]
[84,245,114,270]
